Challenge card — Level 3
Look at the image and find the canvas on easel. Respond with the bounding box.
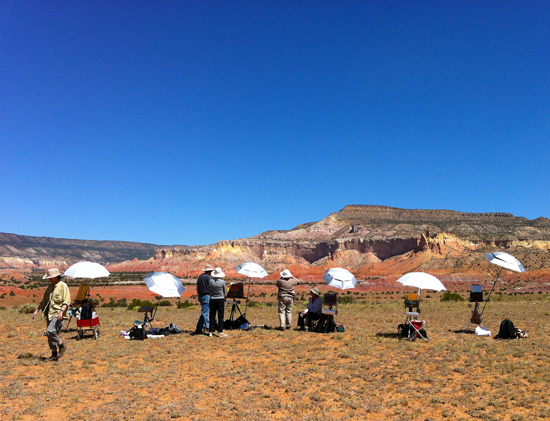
[466,284,486,330]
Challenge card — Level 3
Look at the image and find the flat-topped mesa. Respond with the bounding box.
[336,205,521,224]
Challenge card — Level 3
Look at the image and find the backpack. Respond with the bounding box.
[128,324,147,340]
[80,302,93,320]
[495,319,517,339]
[313,315,336,333]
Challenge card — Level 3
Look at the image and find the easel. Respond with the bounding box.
[225,283,250,330]
[465,267,501,331]
[64,284,91,331]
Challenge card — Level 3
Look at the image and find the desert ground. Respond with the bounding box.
[2,287,550,421]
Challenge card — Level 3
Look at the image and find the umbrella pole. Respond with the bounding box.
[481,266,502,316]
[244,285,250,317]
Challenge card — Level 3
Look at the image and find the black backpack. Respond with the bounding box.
[80,303,93,320]
[313,315,336,333]
[495,319,517,339]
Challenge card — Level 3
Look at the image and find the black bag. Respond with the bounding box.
[224,315,249,330]
[495,319,517,339]
[313,315,336,333]
[128,324,147,340]
[80,303,93,321]
[398,323,410,337]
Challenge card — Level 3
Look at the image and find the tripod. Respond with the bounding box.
[225,285,250,330]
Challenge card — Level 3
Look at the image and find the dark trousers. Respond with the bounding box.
[297,312,321,329]
[209,298,225,333]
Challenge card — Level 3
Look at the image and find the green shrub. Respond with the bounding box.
[159,300,173,306]
[102,298,128,308]
[339,295,353,304]
[127,299,154,310]
[17,303,38,314]
[177,300,193,309]
[9,291,15,296]
[440,291,464,302]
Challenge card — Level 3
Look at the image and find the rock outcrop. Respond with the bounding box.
[0,233,163,271]
[153,205,550,272]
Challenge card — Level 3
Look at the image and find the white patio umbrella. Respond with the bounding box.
[396,272,446,296]
[144,272,185,298]
[64,262,110,279]
[485,252,526,273]
[481,251,526,315]
[322,267,357,290]
[234,262,268,279]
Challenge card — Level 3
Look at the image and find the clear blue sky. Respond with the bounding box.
[1,1,549,246]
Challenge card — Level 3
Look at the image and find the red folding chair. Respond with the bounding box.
[408,319,427,341]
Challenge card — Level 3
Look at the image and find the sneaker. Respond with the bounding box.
[58,343,67,359]
[277,326,285,331]
[208,332,213,337]
[286,326,292,330]
[44,354,58,362]
[218,332,226,337]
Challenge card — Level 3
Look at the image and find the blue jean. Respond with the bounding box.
[195,295,210,332]
[46,318,63,350]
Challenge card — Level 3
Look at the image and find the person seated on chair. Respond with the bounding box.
[297,287,322,331]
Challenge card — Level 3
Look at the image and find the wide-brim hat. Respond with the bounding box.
[43,268,62,279]
[310,287,321,296]
[280,269,293,278]
[203,264,215,272]
[212,267,225,278]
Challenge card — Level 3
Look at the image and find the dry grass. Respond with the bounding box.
[1,297,550,420]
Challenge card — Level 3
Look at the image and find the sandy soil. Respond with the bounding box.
[2,296,550,420]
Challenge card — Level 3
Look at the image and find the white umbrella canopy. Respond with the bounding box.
[144,272,185,298]
[64,262,110,279]
[234,262,268,278]
[485,252,526,273]
[396,272,446,292]
[322,267,357,290]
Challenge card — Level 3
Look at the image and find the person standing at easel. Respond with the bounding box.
[194,264,214,335]
[276,269,299,331]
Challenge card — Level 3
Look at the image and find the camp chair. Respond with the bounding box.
[407,319,427,341]
[310,294,339,333]
[134,303,158,331]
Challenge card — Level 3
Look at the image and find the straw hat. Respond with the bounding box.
[280,269,293,278]
[203,264,215,272]
[212,267,225,278]
[43,268,62,279]
[310,287,321,297]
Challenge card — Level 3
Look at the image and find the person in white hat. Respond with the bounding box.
[32,268,71,361]
[297,287,323,331]
[194,264,215,334]
[208,267,227,337]
[276,269,300,331]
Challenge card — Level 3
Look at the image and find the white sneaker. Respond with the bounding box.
[219,332,226,337]
[208,332,213,337]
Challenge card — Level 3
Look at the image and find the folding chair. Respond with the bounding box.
[408,319,427,341]
[404,293,420,324]
[134,302,158,331]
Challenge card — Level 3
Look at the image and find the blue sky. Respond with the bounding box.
[1,1,549,246]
